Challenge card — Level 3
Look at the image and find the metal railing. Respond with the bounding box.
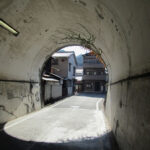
[83,63,104,68]
[83,75,106,80]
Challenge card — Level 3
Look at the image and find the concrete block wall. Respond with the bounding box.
[0,81,41,123]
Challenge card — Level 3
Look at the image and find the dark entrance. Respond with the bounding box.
[62,80,68,97]
[95,82,100,91]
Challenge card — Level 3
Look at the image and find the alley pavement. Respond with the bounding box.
[0,93,119,150]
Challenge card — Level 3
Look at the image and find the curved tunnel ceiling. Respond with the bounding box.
[0,0,149,83]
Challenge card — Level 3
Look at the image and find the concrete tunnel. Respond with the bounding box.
[0,0,150,149]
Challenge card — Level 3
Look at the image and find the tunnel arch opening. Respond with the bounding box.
[0,0,149,149]
[40,45,109,106]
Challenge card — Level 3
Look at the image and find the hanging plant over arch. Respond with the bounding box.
[55,24,106,67]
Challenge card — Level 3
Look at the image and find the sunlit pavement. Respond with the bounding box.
[0,93,119,150]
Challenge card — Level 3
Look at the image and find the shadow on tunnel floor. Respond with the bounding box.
[0,128,120,150]
[0,123,6,130]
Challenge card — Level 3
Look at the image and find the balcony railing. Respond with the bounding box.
[83,75,106,80]
[83,63,104,68]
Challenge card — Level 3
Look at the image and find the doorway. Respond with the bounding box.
[95,82,100,91]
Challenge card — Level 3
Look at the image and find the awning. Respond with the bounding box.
[42,77,59,82]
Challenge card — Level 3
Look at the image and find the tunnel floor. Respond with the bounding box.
[0,93,119,150]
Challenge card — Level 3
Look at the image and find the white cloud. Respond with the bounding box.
[62,46,90,56]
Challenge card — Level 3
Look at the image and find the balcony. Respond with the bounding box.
[83,75,106,80]
[83,63,104,68]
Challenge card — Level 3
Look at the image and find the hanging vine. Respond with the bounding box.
[55,24,106,67]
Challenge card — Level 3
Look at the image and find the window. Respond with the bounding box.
[52,59,58,65]
[69,63,71,72]
[86,83,93,89]
[86,84,91,88]
[97,71,101,75]
[86,71,89,75]
[101,85,104,91]
[97,69,104,75]
[89,71,93,75]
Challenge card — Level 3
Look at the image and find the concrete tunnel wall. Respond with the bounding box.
[0,0,150,149]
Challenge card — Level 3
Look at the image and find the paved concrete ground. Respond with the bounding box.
[0,93,119,150]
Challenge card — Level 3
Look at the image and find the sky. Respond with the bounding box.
[62,46,90,56]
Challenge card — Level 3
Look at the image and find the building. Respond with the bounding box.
[42,73,63,105]
[51,51,77,96]
[82,53,107,93]
[41,57,63,105]
[75,66,83,92]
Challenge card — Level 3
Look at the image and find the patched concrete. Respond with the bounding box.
[0,81,41,123]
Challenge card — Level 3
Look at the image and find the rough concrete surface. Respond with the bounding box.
[0,0,150,150]
[106,77,150,150]
[0,81,41,123]
[0,93,119,150]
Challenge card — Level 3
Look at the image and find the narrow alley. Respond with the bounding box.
[0,93,119,150]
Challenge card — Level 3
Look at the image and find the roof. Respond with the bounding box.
[42,73,63,82]
[50,73,63,79]
[42,77,59,82]
[52,51,78,65]
[82,52,91,56]
[52,52,73,58]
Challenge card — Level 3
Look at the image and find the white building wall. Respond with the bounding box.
[44,82,62,101]
[67,55,77,95]
[52,85,62,98]
[68,55,76,79]
[45,83,52,101]
[52,57,68,78]
[52,53,77,96]
[68,87,73,96]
